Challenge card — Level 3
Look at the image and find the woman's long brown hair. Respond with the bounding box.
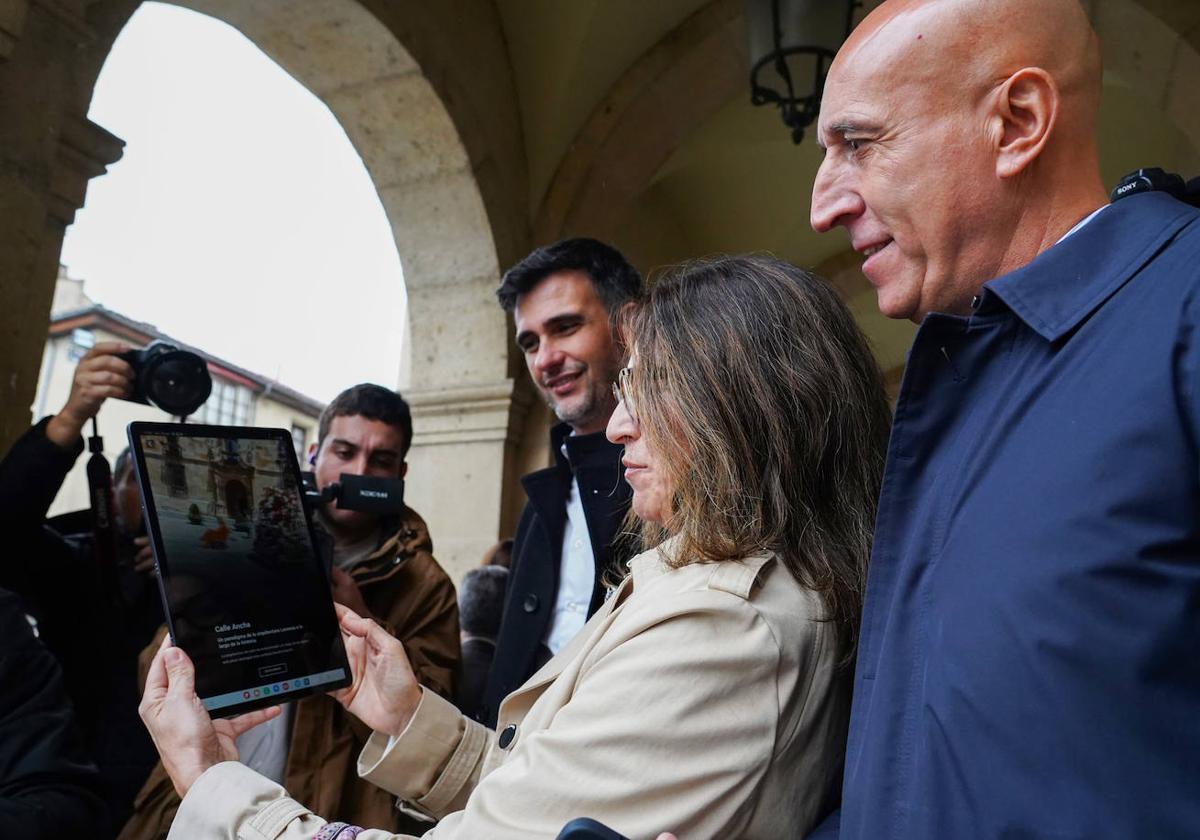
[625,254,891,659]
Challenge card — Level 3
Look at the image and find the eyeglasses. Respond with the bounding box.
[611,364,637,424]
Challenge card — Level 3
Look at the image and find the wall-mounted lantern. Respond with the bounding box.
[747,0,862,143]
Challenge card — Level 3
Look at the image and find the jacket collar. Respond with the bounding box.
[521,422,624,520]
[550,421,620,472]
[984,193,1199,342]
[626,535,775,599]
[345,506,432,586]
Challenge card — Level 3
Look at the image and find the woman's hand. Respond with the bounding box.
[332,603,422,737]
[138,637,280,797]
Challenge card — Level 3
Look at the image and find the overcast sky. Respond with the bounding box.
[60,2,406,404]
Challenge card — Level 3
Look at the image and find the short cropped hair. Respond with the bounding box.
[317,383,414,459]
[458,565,510,637]
[495,237,641,315]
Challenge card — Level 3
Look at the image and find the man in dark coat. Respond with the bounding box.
[479,238,639,726]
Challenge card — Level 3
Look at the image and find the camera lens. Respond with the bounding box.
[143,349,212,417]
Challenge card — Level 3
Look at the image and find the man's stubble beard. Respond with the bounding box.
[544,370,615,433]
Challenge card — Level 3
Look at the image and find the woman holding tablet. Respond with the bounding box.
[140,255,892,839]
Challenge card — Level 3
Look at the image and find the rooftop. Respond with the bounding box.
[48,302,324,418]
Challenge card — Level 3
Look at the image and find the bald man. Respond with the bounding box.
[808,1,1200,837]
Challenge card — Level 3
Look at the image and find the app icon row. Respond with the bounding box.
[242,677,311,700]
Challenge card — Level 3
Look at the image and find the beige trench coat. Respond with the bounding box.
[168,541,851,839]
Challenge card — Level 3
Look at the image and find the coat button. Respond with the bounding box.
[522,593,539,613]
[498,723,518,750]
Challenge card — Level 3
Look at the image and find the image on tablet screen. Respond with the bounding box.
[139,432,345,710]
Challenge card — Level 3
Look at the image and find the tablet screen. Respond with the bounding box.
[128,422,349,717]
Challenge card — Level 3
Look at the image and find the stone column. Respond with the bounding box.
[0,0,125,452]
[405,380,535,581]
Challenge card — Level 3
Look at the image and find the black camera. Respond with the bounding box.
[119,340,213,418]
[301,472,406,516]
[1111,168,1200,208]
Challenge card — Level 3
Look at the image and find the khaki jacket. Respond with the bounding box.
[120,508,460,839]
[168,540,850,839]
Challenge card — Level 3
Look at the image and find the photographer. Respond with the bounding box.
[122,384,460,839]
[0,341,163,833]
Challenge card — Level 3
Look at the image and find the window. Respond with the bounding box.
[290,424,308,463]
[198,378,254,425]
[67,328,95,363]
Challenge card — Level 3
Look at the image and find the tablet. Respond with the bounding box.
[128,421,350,718]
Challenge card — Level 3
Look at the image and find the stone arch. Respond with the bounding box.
[152,0,528,575]
[535,0,746,244]
[161,0,507,392]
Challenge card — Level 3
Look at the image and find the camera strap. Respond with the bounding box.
[86,418,121,603]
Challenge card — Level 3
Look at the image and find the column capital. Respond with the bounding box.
[407,379,534,446]
[48,115,124,229]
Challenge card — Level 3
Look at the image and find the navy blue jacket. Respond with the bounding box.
[823,193,1200,839]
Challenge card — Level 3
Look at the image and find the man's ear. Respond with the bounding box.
[992,67,1059,180]
[307,442,318,467]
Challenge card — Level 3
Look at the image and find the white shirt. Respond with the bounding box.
[541,446,598,656]
[235,703,292,783]
[1057,205,1108,245]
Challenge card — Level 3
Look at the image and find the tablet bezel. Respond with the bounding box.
[127,421,350,718]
